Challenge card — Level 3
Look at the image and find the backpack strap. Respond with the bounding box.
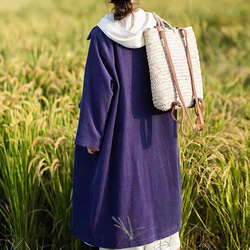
[156,26,205,136]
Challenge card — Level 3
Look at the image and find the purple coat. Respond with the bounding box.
[71,26,182,248]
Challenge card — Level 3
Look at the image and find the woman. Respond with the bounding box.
[72,1,182,249]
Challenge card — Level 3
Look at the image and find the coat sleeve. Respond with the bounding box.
[75,28,115,149]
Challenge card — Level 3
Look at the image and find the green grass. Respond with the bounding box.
[0,0,249,249]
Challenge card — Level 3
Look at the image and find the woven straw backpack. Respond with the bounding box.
[143,13,205,136]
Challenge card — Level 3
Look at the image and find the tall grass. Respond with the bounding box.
[0,0,249,249]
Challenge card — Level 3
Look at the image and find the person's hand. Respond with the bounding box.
[87,147,100,154]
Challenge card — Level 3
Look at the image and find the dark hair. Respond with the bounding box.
[111,1,134,21]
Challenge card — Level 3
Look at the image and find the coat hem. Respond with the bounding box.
[72,225,181,249]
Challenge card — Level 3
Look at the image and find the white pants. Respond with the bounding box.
[97,232,180,250]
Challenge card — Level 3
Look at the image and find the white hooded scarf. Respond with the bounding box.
[97,8,156,49]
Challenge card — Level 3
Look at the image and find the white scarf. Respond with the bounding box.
[97,8,156,49]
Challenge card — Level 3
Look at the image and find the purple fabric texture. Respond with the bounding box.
[72,26,182,249]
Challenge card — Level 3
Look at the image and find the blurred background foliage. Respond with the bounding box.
[0,0,249,249]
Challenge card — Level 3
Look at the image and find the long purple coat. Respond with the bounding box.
[71,26,182,249]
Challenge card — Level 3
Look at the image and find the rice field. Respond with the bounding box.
[0,0,249,249]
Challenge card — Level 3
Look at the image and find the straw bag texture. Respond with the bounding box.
[143,13,205,136]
